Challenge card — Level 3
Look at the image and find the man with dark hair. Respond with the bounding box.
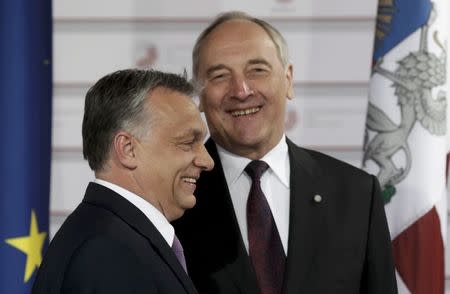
[174,11,398,294]
[33,69,214,294]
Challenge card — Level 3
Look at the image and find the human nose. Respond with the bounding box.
[230,75,254,100]
[195,144,214,171]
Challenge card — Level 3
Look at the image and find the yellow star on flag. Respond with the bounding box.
[5,210,47,282]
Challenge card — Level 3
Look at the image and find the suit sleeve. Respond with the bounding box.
[61,236,158,294]
[360,175,398,294]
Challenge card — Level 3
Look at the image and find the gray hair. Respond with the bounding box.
[192,11,290,86]
[82,69,193,171]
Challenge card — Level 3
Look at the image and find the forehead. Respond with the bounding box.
[149,87,205,132]
[199,20,278,63]
[207,19,271,42]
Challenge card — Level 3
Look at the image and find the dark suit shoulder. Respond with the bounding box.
[289,142,373,181]
[50,202,139,248]
[61,235,157,294]
[33,202,153,294]
[35,183,197,294]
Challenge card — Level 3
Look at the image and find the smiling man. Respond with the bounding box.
[32,69,213,294]
[173,11,398,294]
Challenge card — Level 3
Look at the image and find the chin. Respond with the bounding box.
[175,194,196,213]
[184,194,197,209]
[233,130,265,143]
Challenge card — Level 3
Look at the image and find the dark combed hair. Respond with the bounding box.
[82,69,193,171]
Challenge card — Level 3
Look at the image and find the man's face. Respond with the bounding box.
[133,87,214,221]
[197,19,293,159]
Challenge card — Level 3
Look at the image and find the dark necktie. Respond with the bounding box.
[245,160,286,294]
[172,235,187,273]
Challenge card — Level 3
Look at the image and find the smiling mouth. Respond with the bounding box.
[182,177,197,184]
[230,107,261,117]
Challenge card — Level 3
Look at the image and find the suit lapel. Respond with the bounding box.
[283,139,327,294]
[196,139,328,294]
[202,140,260,294]
[83,183,198,294]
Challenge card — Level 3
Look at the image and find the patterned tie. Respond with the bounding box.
[172,235,187,273]
[245,160,286,294]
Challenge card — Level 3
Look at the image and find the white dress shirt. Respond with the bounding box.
[94,179,175,247]
[216,135,290,254]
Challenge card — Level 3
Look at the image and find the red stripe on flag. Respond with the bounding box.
[392,206,444,294]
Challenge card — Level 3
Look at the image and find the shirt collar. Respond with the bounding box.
[217,135,290,188]
[94,179,175,246]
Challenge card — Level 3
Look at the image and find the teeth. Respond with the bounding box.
[183,178,197,184]
[231,107,260,117]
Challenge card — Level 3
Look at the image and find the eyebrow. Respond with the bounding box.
[206,59,273,77]
[173,128,205,141]
[247,58,272,69]
[206,64,228,78]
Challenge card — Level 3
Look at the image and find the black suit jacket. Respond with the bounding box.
[33,183,198,294]
[173,138,397,294]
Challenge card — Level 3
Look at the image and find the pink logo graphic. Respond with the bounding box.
[136,46,158,68]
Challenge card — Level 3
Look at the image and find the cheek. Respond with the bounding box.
[203,86,227,107]
[261,82,288,106]
[153,154,177,179]
[259,80,281,96]
[171,154,194,175]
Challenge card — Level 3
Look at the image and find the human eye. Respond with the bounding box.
[248,65,270,78]
[179,139,195,151]
[177,134,202,151]
[209,70,230,82]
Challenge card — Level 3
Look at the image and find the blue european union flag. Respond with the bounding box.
[373,0,432,62]
[0,0,52,292]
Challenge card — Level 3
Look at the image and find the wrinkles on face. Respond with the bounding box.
[132,88,213,221]
[196,20,293,159]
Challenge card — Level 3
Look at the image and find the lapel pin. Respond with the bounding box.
[313,194,322,203]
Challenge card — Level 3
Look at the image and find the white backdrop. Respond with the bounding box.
[51,0,450,289]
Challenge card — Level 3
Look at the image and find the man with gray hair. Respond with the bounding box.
[174,11,397,294]
[33,69,214,293]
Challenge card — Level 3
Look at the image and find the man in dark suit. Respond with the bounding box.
[32,69,214,293]
[173,12,398,294]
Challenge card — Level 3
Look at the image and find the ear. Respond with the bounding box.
[285,64,294,100]
[113,131,137,170]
